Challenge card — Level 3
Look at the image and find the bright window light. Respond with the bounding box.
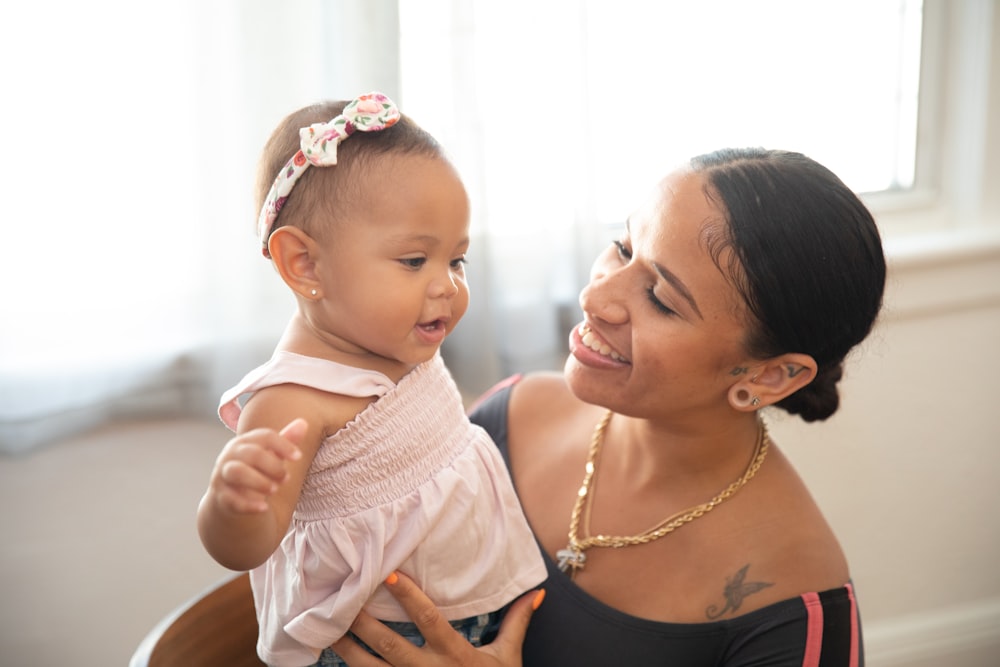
[401,0,924,227]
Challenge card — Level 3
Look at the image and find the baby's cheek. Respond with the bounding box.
[453,288,471,324]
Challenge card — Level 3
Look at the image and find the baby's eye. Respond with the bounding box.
[450,256,468,270]
[399,257,426,269]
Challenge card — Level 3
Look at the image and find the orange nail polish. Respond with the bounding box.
[385,572,399,586]
[531,589,546,610]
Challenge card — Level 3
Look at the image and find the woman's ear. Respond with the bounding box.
[728,353,817,411]
[267,226,323,300]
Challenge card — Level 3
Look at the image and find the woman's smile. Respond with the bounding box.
[569,323,630,366]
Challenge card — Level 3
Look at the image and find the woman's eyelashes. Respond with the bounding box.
[613,239,676,316]
[646,287,676,316]
[613,239,631,261]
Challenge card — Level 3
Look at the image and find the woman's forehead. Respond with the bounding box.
[634,170,724,238]
[633,170,747,313]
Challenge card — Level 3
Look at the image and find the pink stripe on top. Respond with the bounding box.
[801,591,824,667]
[846,583,860,667]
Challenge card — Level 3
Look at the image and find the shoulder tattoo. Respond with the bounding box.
[705,564,774,620]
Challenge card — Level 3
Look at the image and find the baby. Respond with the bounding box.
[197,92,546,666]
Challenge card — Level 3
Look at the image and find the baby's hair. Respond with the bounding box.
[255,100,445,246]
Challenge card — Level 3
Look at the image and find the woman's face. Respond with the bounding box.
[566,167,755,420]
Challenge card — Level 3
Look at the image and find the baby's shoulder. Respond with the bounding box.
[241,382,375,437]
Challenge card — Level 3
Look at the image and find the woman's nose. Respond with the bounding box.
[579,268,629,324]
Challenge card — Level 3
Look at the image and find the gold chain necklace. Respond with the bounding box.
[556,410,771,577]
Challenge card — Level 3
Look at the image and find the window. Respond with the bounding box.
[400,0,926,232]
[396,0,1000,392]
[2,0,995,449]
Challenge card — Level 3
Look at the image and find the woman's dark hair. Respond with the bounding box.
[255,100,444,245]
[691,148,886,422]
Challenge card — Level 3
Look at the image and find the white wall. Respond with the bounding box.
[768,234,1000,667]
[765,9,1000,663]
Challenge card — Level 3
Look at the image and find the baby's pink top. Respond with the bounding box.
[218,351,546,667]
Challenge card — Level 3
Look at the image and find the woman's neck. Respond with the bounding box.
[601,410,763,494]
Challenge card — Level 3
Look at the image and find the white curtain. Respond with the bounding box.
[0,1,401,452]
[0,0,922,451]
[398,0,924,394]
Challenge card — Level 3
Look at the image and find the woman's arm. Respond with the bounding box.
[330,572,543,667]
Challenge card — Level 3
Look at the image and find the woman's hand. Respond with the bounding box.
[331,572,544,667]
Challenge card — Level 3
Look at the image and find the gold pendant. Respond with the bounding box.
[556,546,586,573]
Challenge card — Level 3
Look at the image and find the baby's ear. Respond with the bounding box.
[268,226,322,299]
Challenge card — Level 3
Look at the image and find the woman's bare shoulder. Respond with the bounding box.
[507,371,607,451]
[510,371,571,401]
[731,447,853,602]
[509,372,588,422]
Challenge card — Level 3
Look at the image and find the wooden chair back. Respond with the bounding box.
[129,572,264,667]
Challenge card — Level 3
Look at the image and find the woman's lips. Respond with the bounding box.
[571,323,629,364]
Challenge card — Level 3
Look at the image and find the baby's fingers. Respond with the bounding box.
[228,421,305,473]
[213,468,273,514]
[237,419,306,465]
[278,417,309,449]
[220,457,283,495]
[212,420,308,507]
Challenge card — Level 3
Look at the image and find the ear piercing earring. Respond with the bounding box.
[310,289,318,297]
[732,386,761,409]
[748,374,761,407]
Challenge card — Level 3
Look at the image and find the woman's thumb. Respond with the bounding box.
[489,589,544,661]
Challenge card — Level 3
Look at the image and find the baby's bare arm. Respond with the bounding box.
[197,417,312,570]
[198,383,375,571]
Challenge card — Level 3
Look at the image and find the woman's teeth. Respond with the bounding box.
[579,325,625,361]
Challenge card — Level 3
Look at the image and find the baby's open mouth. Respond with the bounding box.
[419,319,446,332]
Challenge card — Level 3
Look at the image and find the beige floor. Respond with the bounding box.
[0,417,233,667]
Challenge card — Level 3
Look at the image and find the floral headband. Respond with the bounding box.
[257,91,401,258]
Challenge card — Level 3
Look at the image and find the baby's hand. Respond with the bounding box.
[209,419,306,514]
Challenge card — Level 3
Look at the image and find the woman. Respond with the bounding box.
[332,148,885,666]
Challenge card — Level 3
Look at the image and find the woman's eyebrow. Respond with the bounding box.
[652,261,703,319]
[625,217,702,318]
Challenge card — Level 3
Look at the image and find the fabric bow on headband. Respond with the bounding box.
[257,91,401,257]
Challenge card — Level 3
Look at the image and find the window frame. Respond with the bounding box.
[868,0,1000,245]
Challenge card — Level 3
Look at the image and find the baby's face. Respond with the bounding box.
[308,153,471,375]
